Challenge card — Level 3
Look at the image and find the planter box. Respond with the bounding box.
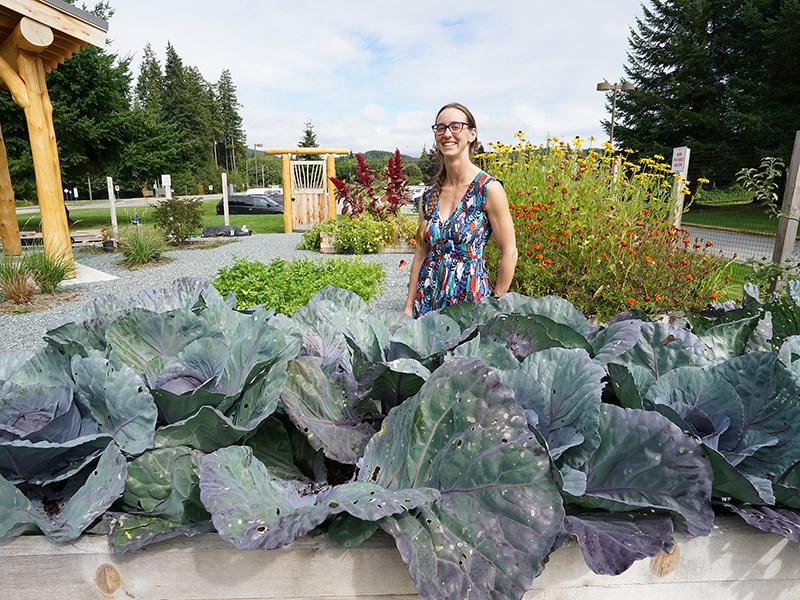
[2,517,798,599]
[320,232,414,254]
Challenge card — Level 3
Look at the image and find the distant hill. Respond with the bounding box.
[360,149,418,163]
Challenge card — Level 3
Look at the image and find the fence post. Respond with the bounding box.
[771,131,800,291]
[671,146,690,228]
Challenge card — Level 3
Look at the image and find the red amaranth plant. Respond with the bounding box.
[330,150,409,220]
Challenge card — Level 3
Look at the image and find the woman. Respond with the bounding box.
[404,102,517,317]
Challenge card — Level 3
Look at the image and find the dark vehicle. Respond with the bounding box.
[216,194,284,215]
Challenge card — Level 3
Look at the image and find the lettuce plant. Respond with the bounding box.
[1,278,800,600]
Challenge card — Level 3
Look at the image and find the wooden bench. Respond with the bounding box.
[17,229,105,246]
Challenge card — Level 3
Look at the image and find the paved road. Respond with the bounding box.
[15,194,223,214]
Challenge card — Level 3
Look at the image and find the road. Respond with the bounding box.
[15,194,223,214]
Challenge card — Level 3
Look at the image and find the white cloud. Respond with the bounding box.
[107,0,644,153]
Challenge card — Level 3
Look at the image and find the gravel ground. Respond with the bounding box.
[0,233,413,353]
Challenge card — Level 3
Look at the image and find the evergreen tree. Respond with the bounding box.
[133,44,163,114]
[616,0,800,187]
[297,120,319,160]
[215,69,245,173]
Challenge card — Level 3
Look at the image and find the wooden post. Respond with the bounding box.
[282,154,292,233]
[0,123,21,256]
[771,131,800,291]
[18,50,73,272]
[326,154,337,221]
[107,177,118,241]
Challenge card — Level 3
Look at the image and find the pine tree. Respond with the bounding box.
[297,120,319,160]
[215,69,245,173]
[133,44,163,114]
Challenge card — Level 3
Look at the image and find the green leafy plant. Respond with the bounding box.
[212,256,385,314]
[736,156,786,212]
[10,280,800,599]
[0,256,35,304]
[152,196,204,246]
[26,251,72,294]
[481,135,727,321]
[297,220,338,251]
[298,213,417,254]
[120,228,164,268]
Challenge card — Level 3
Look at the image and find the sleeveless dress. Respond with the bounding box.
[413,170,495,317]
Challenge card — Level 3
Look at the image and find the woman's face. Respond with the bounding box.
[434,107,477,158]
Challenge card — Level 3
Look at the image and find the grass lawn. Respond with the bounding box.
[17,200,286,238]
[682,202,781,235]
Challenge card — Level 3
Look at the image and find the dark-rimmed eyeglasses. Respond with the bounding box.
[431,121,473,136]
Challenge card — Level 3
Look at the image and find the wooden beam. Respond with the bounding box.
[0,16,53,72]
[17,49,73,272]
[0,0,106,48]
[0,121,20,256]
[265,147,349,156]
[0,52,28,107]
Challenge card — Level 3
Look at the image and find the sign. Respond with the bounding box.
[161,174,172,188]
[671,146,690,174]
[114,184,120,192]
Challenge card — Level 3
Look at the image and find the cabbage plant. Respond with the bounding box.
[1,278,800,600]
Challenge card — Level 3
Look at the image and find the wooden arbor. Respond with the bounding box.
[0,1,107,269]
[264,147,349,233]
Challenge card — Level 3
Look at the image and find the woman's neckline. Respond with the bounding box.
[436,170,483,222]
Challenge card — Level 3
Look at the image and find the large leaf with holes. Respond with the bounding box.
[281,356,377,464]
[359,357,564,600]
[576,405,714,536]
[711,353,800,478]
[199,446,437,550]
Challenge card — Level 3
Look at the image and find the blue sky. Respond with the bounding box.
[106,0,646,155]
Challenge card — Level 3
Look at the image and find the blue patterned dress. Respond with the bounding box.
[413,171,495,317]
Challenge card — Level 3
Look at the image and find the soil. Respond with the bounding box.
[0,290,83,316]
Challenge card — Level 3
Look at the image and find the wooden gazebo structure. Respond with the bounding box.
[0,0,108,270]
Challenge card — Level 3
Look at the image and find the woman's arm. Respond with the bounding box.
[485,180,518,296]
[404,199,429,316]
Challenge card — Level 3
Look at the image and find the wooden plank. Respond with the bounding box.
[265,147,350,156]
[1,517,798,599]
[69,228,103,242]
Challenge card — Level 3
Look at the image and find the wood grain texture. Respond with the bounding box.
[1,518,798,599]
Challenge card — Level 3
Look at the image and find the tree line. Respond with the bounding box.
[615,0,800,189]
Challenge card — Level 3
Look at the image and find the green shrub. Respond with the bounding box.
[26,251,71,294]
[121,229,164,268]
[212,256,385,314]
[152,196,203,246]
[298,214,417,253]
[0,257,35,304]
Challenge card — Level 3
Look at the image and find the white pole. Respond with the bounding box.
[106,176,119,241]
[87,176,92,202]
[221,172,230,227]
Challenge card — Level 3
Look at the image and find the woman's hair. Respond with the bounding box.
[424,102,479,222]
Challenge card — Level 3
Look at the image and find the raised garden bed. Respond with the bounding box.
[2,517,798,599]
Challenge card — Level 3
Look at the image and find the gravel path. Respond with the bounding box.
[0,233,413,353]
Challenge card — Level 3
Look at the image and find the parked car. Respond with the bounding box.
[216,194,283,215]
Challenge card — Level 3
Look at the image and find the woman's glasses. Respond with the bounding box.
[431,121,473,136]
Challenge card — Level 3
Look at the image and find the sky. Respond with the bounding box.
[104,0,646,156]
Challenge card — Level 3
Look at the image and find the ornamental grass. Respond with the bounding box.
[482,135,729,322]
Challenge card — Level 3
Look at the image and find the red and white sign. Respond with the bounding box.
[671,146,690,174]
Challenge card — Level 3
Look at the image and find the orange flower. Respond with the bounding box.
[644,295,651,301]
[627,298,637,306]
[620,241,628,247]
[706,241,714,247]
[711,292,719,301]
[645,256,654,264]
[686,274,695,281]
[397,260,407,268]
